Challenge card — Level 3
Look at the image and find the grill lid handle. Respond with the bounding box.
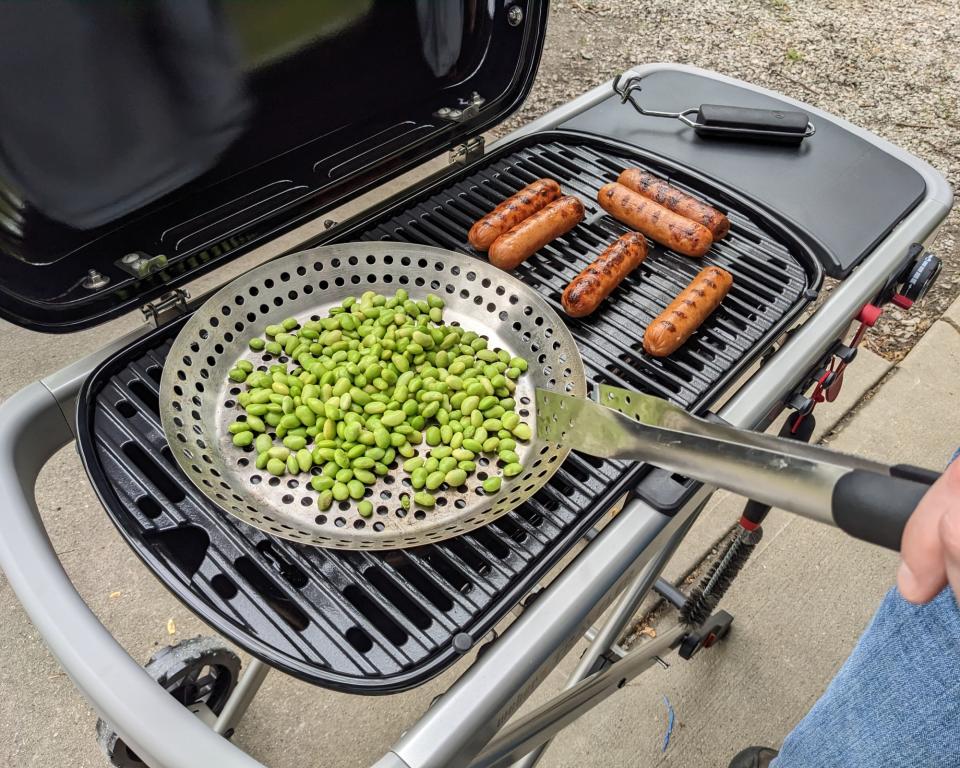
[612,74,815,145]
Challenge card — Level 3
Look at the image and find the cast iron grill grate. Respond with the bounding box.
[79,134,817,692]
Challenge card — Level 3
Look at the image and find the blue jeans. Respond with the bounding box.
[771,584,960,766]
[772,449,960,767]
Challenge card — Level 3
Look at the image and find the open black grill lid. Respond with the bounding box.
[0,0,547,332]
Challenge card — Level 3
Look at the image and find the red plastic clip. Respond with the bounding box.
[890,293,914,310]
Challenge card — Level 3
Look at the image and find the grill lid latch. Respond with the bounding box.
[141,288,190,328]
[449,135,485,166]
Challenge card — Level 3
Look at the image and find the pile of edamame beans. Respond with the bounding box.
[226,290,531,518]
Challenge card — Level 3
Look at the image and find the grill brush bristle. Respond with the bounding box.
[680,525,763,627]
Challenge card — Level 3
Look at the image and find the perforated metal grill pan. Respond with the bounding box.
[160,242,586,550]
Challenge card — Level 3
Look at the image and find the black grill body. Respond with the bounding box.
[77,133,821,693]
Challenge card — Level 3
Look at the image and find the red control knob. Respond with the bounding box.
[857,304,883,326]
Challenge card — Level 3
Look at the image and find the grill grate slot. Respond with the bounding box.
[79,134,816,692]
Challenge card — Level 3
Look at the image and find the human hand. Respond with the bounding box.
[897,457,960,604]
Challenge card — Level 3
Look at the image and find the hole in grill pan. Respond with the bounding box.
[234,556,309,632]
[127,378,160,418]
[343,585,408,646]
[443,539,491,575]
[421,549,473,593]
[255,539,308,589]
[363,566,432,630]
[135,495,162,519]
[143,525,209,580]
[345,626,373,653]
[469,528,511,560]
[121,442,185,503]
[385,555,454,612]
[211,573,238,600]
[493,517,527,544]
[115,400,136,418]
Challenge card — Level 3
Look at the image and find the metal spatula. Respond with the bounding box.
[536,385,939,550]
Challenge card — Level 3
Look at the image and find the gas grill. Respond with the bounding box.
[0,3,951,767]
[78,135,818,692]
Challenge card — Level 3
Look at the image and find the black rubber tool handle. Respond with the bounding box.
[695,104,810,145]
[832,467,939,551]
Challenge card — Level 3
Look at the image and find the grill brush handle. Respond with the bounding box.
[832,465,939,551]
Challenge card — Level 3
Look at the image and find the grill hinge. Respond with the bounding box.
[449,135,485,166]
[141,288,190,328]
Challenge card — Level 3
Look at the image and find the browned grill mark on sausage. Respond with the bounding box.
[643,266,734,357]
[488,195,585,271]
[617,169,731,240]
[468,178,562,251]
[597,183,713,258]
[561,232,648,317]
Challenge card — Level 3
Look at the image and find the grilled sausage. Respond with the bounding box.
[561,233,648,317]
[643,266,733,357]
[488,196,585,270]
[597,182,713,258]
[618,169,730,239]
[468,178,563,251]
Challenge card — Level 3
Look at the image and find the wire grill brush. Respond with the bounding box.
[680,526,763,627]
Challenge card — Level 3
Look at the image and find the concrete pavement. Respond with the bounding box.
[0,177,957,767]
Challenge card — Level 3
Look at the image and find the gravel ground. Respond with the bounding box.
[499,0,960,360]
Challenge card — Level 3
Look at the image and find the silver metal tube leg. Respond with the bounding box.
[214,658,271,736]
[472,624,689,768]
[509,503,703,768]
[385,491,709,768]
[0,383,264,768]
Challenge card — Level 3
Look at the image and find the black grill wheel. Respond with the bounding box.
[95,636,241,767]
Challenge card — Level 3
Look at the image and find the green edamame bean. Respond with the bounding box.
[267,446,290,460]
[381,410,404,427]
[499,449,519,465]
[354,468,376,485]
[311,475,334,492]
[346,444,366,459]
[283,435,306,451]
[403,457,424,473]
[335,468,353,483]
[483,476,502,493]
[297,449,313,472]
[413,491,435,508]
[358,500,373,517]
[249,338,266,351]
[267,458,286,476]
[425,471,445,490]
[503,462,523,477]
[353,456,375,469]
[400,493,411,510]
[438,456,458,474]
[411,467,428,489]
[461,438,483,453]
[256,451,270,470]
[232,431,253,447]
[332,481,350,501]
[444,469,467,487]
[317,491,334,511]
[347,480,365,500]
[512,423,532,441]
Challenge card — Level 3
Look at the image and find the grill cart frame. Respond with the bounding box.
[0,65,951,768]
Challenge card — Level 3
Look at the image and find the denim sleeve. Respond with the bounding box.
[772,586,960,768]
